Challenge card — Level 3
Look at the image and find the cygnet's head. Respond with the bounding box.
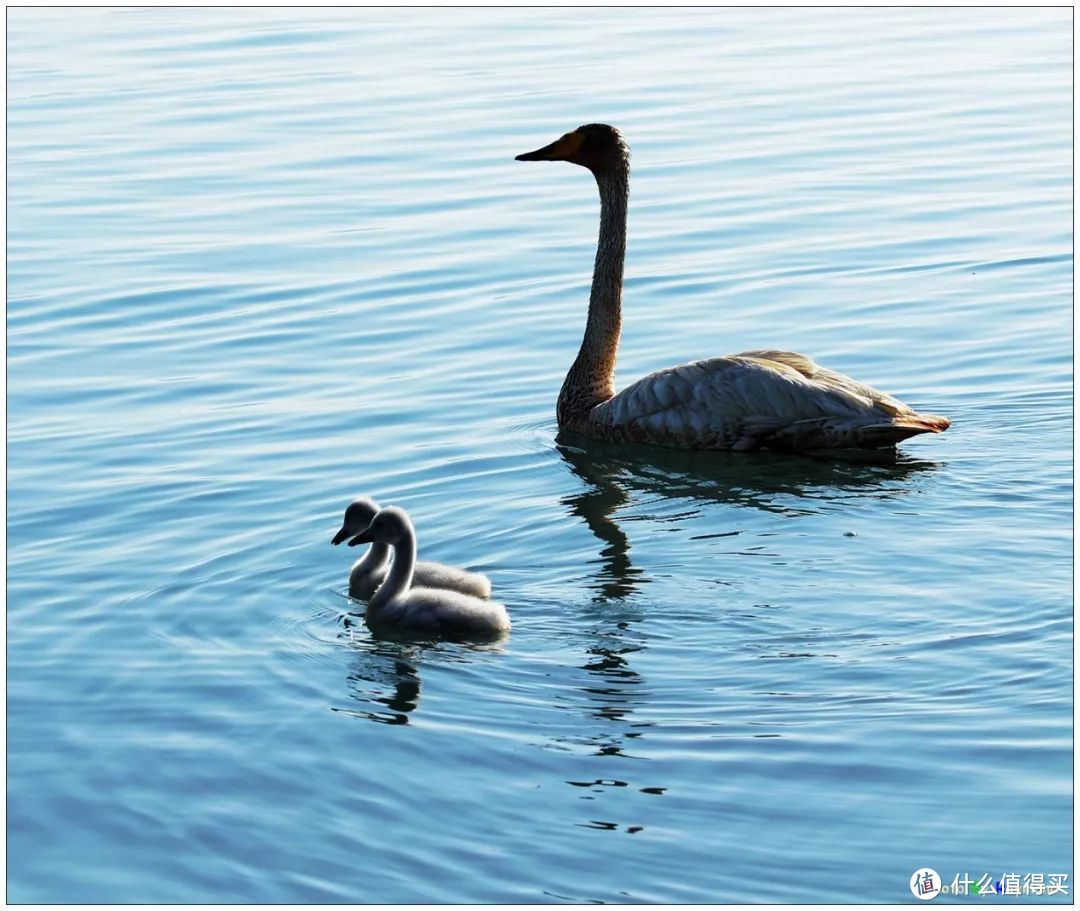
[331,496,380,545]
[347,506,412,548]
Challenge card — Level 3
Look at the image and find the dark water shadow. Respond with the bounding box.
[550,435,942,820]
[556,429,940,602]
[334,632,425,725]
[332,619,505,726]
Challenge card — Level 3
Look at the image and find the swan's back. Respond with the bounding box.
[371,587,510,639]
[350,560,490,601]
[413,562,491,599]
[587,351,950,451]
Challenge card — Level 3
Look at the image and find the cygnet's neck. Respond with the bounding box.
[352,541,391,576]
[369,527,416,614]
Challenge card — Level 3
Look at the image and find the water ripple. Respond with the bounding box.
[8,7,1071,904]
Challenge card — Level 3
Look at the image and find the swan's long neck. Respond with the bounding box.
[368,526,416,615]
[557,165,629,427]
[351,542,390,580]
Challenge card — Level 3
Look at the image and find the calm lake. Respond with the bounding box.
[7,7,1072,903]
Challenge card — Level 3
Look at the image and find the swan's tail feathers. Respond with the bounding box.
[759,411,950,451]
[854,413,951,448]
[893,412,951,434]
[929,414,951,432]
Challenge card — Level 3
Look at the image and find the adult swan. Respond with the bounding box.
[516,124,949,452]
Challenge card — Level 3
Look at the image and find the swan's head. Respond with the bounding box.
[347,506,412,548]
[516,123,629,174]
[331,496,380,545]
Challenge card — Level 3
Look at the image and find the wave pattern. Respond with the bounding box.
[7,8,1072,903]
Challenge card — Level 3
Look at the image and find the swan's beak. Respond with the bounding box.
[331,527,351,545]
[515,130,583,162]
[347,530,374,547]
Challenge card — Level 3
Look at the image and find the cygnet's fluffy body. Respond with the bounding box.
[332,497,491,601]
[348,506,510,640]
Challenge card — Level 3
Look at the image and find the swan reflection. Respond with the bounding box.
[550,432,940,787]
[557,429,939,600]
[334,621,505,725]
[335,635,424,725]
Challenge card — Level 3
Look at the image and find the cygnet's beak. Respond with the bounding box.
[347,530,374,547]
[515,130,582,162]
[331,527,351,545]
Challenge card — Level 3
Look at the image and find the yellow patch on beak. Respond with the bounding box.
[516,129,584,162]
[547,130,584,159]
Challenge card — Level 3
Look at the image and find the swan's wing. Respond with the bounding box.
[736,349,910,416]
[588,351,923,449]
[413,561,492,599]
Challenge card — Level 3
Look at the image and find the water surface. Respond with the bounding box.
[7,8,1072,903]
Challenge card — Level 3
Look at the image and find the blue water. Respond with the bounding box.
[7,7,1072,903]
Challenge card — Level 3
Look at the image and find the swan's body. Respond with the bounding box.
[516,124,950,452]
[348,507,510,640]
[332,497,491,601]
